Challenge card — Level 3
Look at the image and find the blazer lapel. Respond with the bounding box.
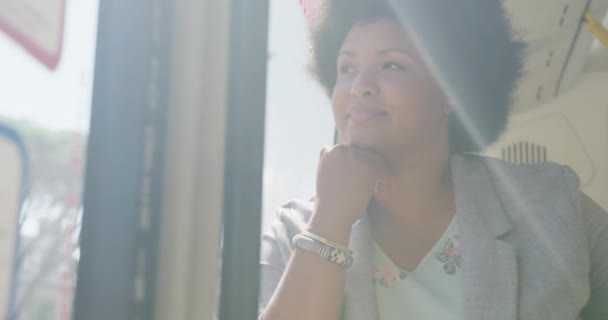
[343,213,379,320]
[451,155,518,320]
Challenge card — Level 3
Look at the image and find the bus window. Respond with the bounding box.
[262,0,335,233]
[0,0,98,319]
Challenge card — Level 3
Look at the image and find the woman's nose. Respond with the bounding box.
[350,69,379,97]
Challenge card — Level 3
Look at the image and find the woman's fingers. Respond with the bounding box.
[314,144,391,226]
[319,144,389,177]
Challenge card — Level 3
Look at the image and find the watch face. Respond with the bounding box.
[331,248,348,264]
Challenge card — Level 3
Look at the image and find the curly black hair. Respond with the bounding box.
[308,0,525,153]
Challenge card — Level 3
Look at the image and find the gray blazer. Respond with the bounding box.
[259,154,608,319]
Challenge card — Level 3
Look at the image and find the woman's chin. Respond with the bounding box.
[345,134,387,152]
[344,125,389,146]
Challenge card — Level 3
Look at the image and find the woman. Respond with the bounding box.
[259,0,608,319]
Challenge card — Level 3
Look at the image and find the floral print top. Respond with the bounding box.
[372,216,462,320]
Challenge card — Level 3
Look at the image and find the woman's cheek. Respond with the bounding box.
[332,83,351,108]
[331,88,349,131]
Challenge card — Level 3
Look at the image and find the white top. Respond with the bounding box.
[372,217,462,320]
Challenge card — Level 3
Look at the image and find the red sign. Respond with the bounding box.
[0,0,67,70]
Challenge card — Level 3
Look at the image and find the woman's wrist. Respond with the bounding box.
[307,209,354,248]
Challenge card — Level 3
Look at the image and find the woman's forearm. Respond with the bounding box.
[261,215,352,320]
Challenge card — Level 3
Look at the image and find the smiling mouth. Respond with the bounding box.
[348,110,389,124]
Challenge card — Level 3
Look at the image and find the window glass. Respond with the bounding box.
[0,0,98,318]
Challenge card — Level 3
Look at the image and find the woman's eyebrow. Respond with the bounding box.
[338,48,414,58]
[377,48,413,57]
[338,50,356,57]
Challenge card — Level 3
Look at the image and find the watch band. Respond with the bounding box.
[292,233,354,268]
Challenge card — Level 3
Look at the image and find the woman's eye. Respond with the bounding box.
[382,62,407,72]
[339,64,356,74]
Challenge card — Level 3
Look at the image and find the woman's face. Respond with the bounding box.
[332,18,451,158]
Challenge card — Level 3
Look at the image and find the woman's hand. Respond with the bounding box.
[310,145,389,236]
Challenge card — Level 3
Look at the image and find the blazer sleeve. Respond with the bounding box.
[577,190,608,319]
[258,216,292,318]
[258,200,313,318]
